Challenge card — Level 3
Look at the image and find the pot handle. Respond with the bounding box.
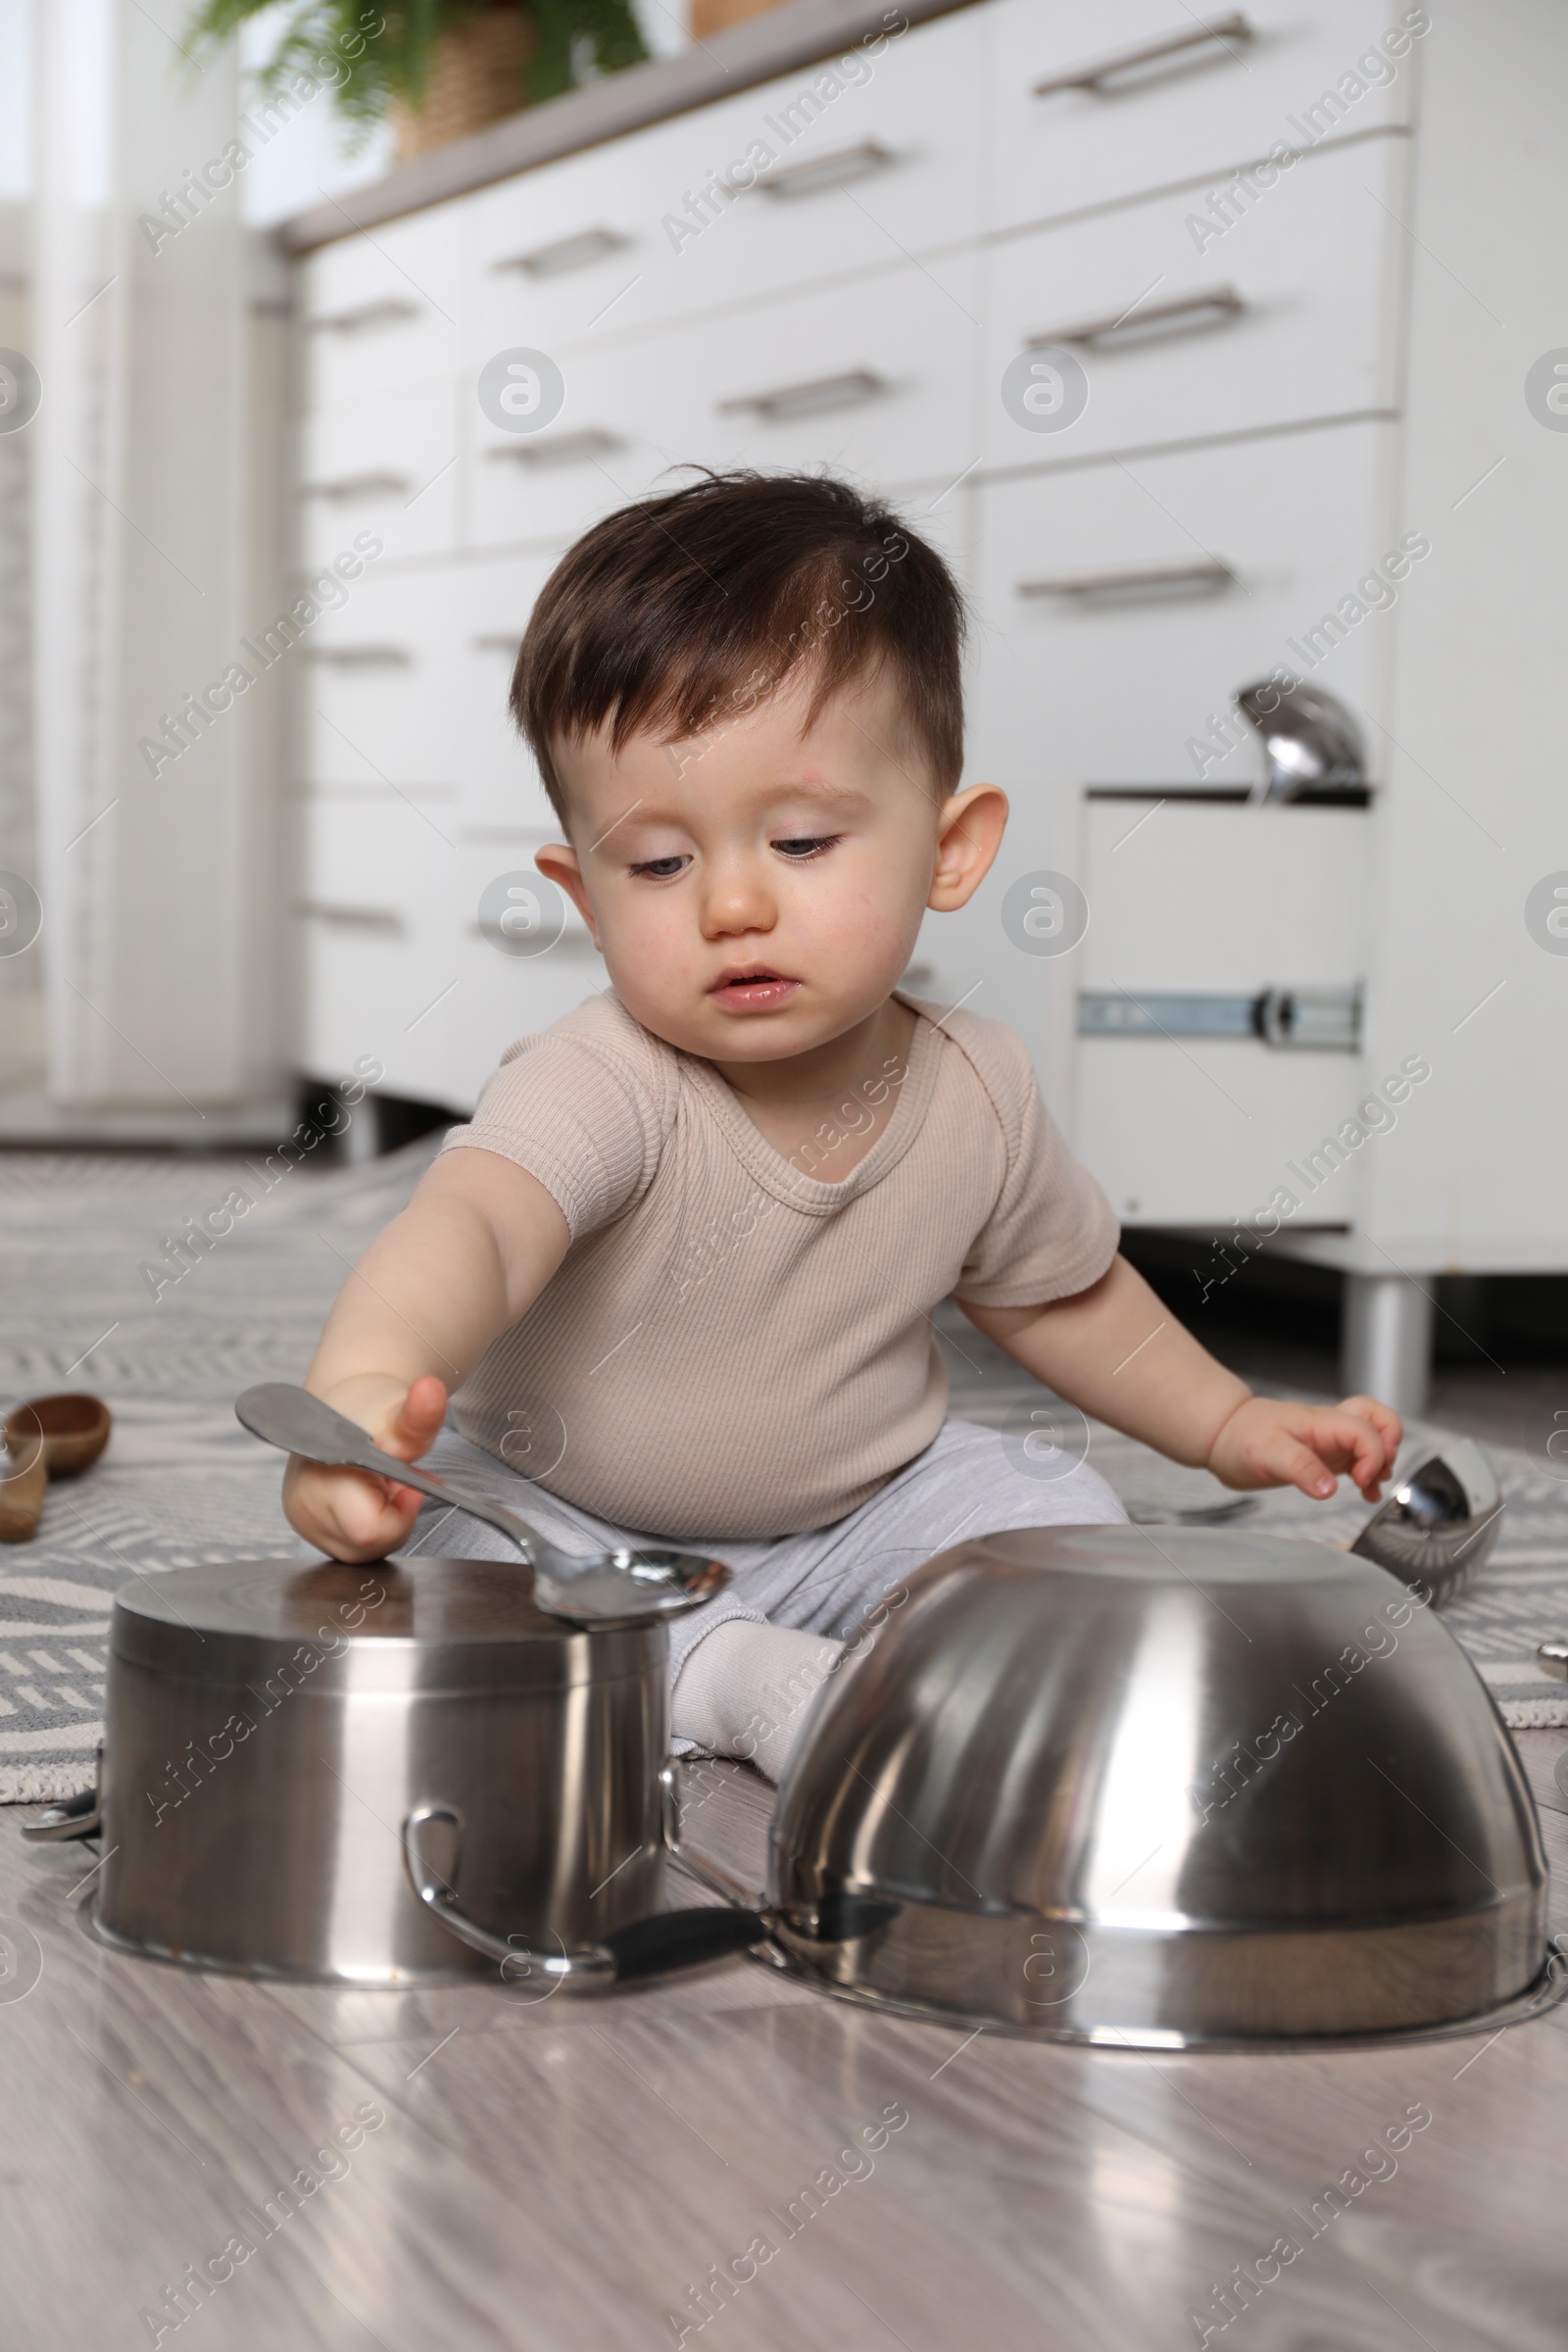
[402,1803,766,1992]
[658,1759,766,1908]
[597,1905,770,1980]
[22,1743,104,1842]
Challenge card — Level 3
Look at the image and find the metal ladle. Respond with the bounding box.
[1349,1438,1503,1609]
[234,1384,731,1625]
[1236,676,1366,803]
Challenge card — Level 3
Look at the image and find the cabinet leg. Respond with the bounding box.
[1341,1273,1433,1420]
[339,1092,382,1165]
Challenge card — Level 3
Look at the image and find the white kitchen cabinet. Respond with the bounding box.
[279,0,1568,1396]
[984,0,1422,235]
[300,554,561,828]
[981,133,1405,468]
[966,418,1402,812]
[1081,800,1370,993]
[466,250,980,553]
[297,893,605,1111]
[300,200,467,412]
[1077,1043,1375,1231]
[1073,800,1371,1225]
[437,558,567,832]
[298,568,448,786]
[299,796,458,928]
[466,6,985,350]
[299,384,461,567]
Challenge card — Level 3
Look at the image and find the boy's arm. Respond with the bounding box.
[960,1254,1401,1501]
[285,1148,570,1562]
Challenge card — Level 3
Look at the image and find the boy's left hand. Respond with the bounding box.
[1206,1393,1402,1502]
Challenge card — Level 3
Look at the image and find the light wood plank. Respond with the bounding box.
[0,1836,647,2349]
[337,1956,1505,2351]
[6,1743,1562,2352]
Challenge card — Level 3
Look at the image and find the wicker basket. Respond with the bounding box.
[689,0,792,38]
[393,5,537,162]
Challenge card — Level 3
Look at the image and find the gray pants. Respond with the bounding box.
[404,1415,1126,1689]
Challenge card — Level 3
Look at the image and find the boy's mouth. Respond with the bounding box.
[708,966,801,1011]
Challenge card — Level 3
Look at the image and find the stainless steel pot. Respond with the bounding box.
[29,1555,754,1986]
[754,1526,1565,2047]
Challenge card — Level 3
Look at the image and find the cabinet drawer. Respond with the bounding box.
[466,255,980,551]
[1076,1042,1374,1225]
[300,204,466,413]
[986,0,1423,234]
[299,799,595,937]
[1081,801,1368,990]
[300,386,459,565]
[466,9,983,352]
[968,417,1405,822]
[299,570,450,788]
[296,892,604,1109]
[1075,799,1372,1225]
[983,133,1404,467]
[440,558,564,832]
[299,558,562,831]
[299,797,451,923]
[397,925,607,1109]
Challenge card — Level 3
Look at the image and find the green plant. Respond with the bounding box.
[186,1,649,131]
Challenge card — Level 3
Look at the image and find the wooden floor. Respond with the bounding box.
[2,1741,1565,2352]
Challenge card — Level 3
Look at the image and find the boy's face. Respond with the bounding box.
[535,668,1006,1066]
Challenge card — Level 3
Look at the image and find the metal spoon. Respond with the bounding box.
[234,1383,731,1626]
[1125,1495,1259,1528]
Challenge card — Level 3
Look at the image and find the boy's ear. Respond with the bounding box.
[535,843,599,946]
[929,784,1008,912]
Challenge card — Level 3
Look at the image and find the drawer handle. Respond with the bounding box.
[493,224,630,277]
[754,139,897,198]
[487,426,621,468]
[306,645,413,669]
[296,902,406,936]
[302,470,411,503]
[1080,987,1360,1051]
[718,368,889,420]
[308,297,419,335]
[1028,285,1245,351]
[471,634,522,655]
[1018,560,1234,602]
[1034,12,1253,98]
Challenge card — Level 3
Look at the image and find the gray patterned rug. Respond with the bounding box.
[1,1143,1564,1803]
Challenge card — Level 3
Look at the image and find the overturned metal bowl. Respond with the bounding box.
[764,1526,1562,2047]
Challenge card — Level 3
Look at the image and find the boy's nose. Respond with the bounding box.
[698,860,776,939]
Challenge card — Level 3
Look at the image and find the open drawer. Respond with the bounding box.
[1074,795,1379,1227]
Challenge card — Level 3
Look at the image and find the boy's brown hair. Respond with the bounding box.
[511,470,966,823]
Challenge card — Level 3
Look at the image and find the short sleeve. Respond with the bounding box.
[941,1012,1120,1308]
[441,1002,674,1241]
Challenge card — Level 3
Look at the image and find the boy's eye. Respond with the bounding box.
[772,835,840,860]
[628,856,690,879]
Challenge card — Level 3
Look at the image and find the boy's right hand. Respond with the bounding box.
[281,1373,449,1563]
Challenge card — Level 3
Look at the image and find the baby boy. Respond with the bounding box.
[284,472,1400,1779]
